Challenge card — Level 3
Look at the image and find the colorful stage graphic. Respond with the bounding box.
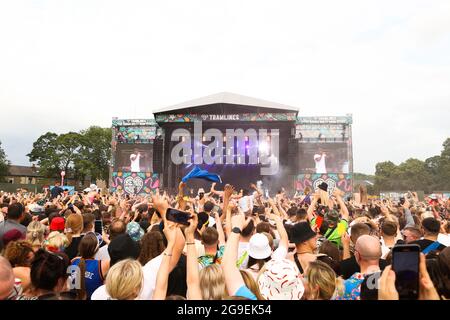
[296,173,353,198]
[111,172,160,195]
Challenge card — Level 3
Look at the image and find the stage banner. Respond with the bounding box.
[155,113,297,123]
[296,173,353,198]
[111,172,160,195]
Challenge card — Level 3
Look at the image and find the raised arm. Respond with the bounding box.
[152,222,177,300]
[222,215,249,296]
[215,212,226,247]
[269,213,289,250]
[333,188,349,221]
[221,184,234,225]
[307,192,320,222]
[403,199,415,227]
[185,214,202,300]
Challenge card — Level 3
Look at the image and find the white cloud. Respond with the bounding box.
[0,0,449,174]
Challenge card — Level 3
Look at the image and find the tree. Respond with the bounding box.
[0,141,9,181]
[27,127,112,186]
[27,132,83,180]
[77,126,112,183]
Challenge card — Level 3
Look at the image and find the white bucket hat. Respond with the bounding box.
[248,233,272,260]
[257,259,304,300]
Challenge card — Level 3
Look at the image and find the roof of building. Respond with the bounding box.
[7,165,42,177]
[153,92,299,114]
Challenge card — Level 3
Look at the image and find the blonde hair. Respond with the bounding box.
[106,259,143,300]
[26,221,46,249]
[45,231,69,251]
[240,269,263,300]
[65,214,83,244]
[305,260,342,300]
[199,264,228,300]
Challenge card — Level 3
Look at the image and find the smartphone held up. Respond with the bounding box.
[165,208,192,226]
[392,244,420,300]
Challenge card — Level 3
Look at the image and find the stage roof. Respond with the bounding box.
[153,92,299,115]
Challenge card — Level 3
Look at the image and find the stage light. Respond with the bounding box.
[258,141,269,154]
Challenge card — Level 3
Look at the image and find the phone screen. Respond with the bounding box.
[94,220,103,235]
[166,208,192,226]
[392,245,420,300]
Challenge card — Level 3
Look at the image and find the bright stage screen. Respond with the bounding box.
[298,142,350,174]
[114,143,153,172]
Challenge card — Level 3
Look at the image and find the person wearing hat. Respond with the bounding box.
[257,258,305,300]
[0,203,27,251]
[246,213,290,279]
[309,188,350,249]
[50,217,66,233]
[126,221,145,242]
[288,221,319,274]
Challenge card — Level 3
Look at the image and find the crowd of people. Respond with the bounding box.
[0,180,448,301]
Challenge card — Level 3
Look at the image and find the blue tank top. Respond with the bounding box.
[71,258,104,300]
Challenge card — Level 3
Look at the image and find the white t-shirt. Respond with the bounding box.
[314,154,327,174]
[91,255,159,300]
[237,242,250,269]
[130,153,141,172]
[94,245,110,261]
[437,233,450,247]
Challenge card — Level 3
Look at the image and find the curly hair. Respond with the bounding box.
[138,231,165,266]
[3,240,34,267]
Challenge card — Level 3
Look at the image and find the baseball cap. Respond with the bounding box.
[126,221,145,242]
[248,233,272,260]
[2,229,25,247]
[289,222,317,244]
[257,259,304,300]
[198,188,205,195]
[50,217,66,232]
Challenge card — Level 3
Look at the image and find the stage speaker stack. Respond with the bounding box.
[153,136,164,173]
[287,138,299,174]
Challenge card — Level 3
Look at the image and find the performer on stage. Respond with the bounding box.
[314,150,327,174]
[130,150,141,172]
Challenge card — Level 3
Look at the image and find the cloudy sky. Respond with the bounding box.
[0,0,449,174]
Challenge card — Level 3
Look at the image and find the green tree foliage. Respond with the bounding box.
[374,138,450,193]
[28,127,112,185]
[0,141,10,181]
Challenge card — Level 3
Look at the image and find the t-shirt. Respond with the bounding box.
[311,218,348,248]
[339,255,388,280]
[130,153,141,172]
[141,254,163,300]
[237,242,250,269]
[437,233,450,247]
[234,285,257,300]
[411,239,447,253]
[198,245,225,268]
[64,236,83,261]
[314,154,327,174]
[94,244,110,261]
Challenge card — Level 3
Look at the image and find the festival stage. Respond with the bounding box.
[110,92,353,197]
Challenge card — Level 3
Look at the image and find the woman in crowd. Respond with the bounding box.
[303,260,342,300]
[24,249,71,300]
[44,231,69,253]
[64,213,84,260]
[26,221,46,252]
[71,232,110,300]
[3,240,34,293]
[105,259,143,300]
[138,230,166,266]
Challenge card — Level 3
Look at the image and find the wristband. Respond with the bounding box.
[163,252,172,257]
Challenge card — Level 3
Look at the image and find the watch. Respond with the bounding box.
[232,227,242,234]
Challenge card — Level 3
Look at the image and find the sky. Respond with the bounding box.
[0,0,449,174]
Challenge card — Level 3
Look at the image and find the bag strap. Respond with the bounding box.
[422,241,441,255]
